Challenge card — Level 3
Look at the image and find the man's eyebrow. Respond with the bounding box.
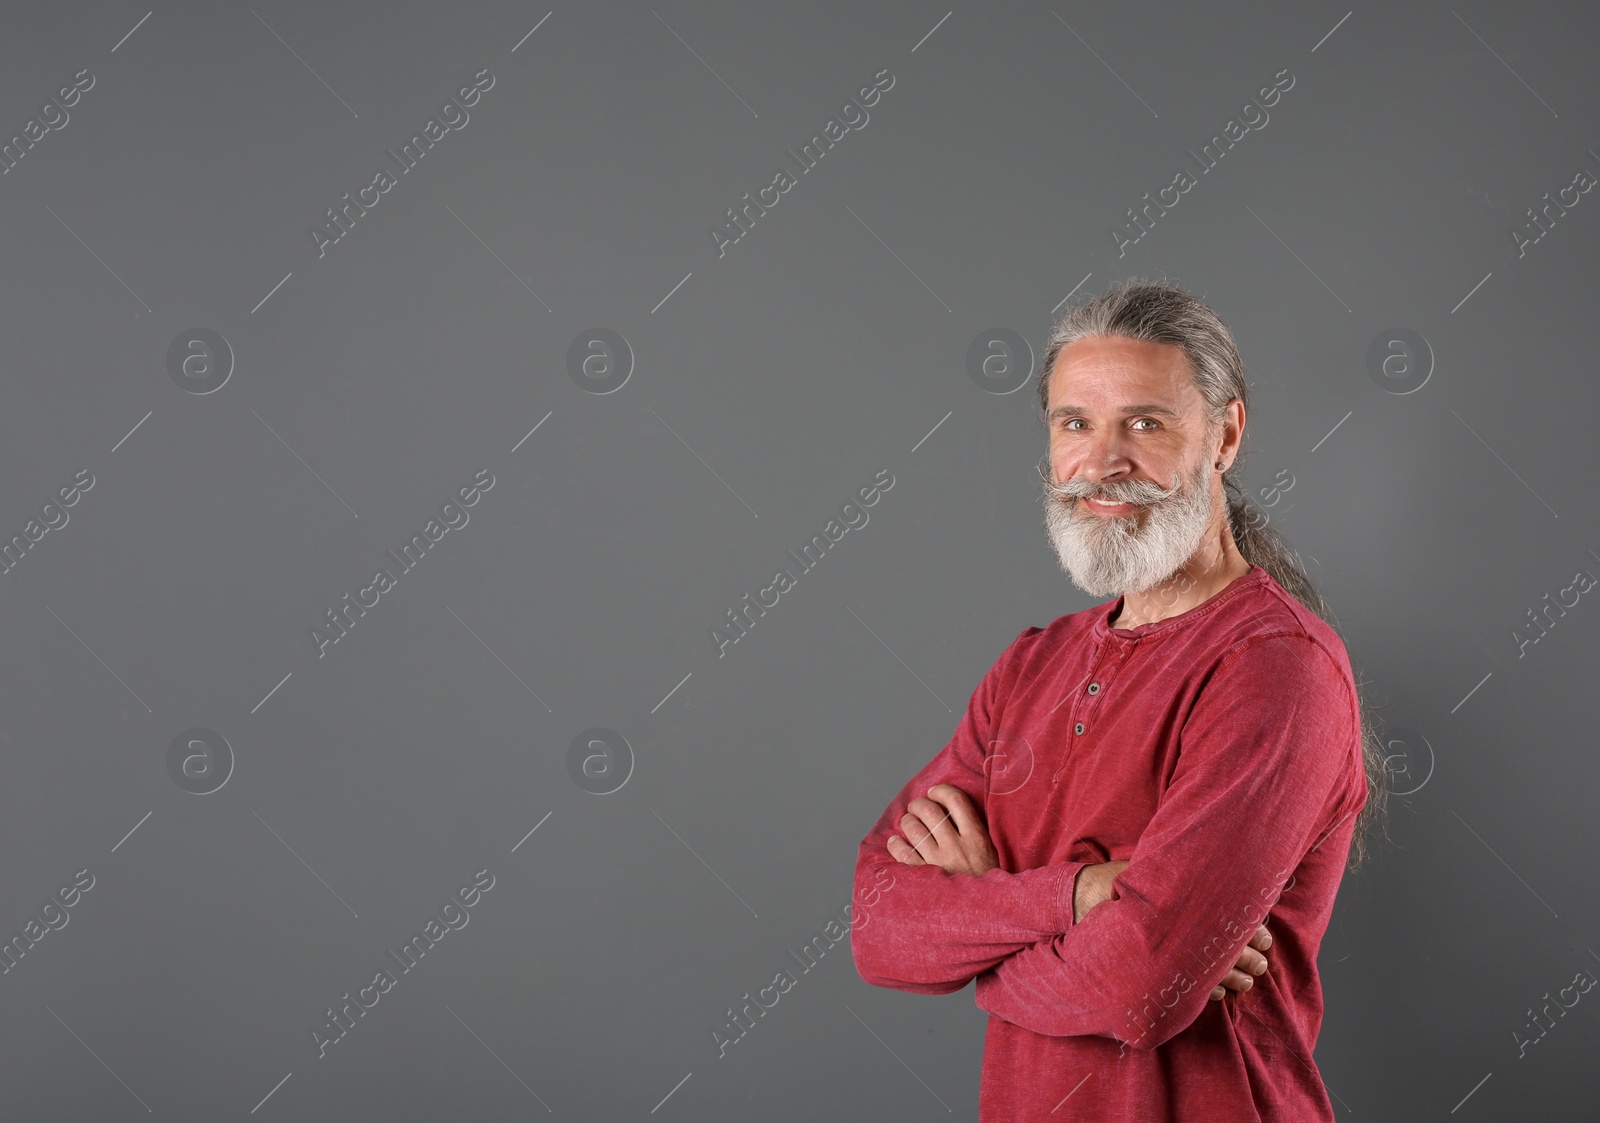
[1048,403,1183,421]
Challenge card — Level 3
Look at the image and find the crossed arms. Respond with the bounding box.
[887,784,1272,1003]
[849,632,1358,1050]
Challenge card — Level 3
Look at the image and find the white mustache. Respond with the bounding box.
[1050,482,1176,506]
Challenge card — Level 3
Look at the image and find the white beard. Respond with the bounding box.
[1042,451,1216,598]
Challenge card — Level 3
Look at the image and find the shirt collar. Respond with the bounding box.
[1093,563,1269,641]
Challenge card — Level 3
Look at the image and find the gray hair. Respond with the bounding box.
[1034,277,1389,872]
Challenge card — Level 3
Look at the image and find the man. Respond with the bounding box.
[850,280,1381,1120]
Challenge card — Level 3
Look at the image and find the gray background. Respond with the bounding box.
[0,0,1595,1118]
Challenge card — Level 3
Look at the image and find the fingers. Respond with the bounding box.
[885,835,925,865]
[898,810,934,855]
[1213,948,1271,1002]
[1235,946,1268,977]
[1210,926,1276,1000]
[1218,967,1254,994]
[905,797,959,851]
[925,784,984,839]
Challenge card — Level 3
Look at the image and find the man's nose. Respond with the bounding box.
[1078,433,1133,483]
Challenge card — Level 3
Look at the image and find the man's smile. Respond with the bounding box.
[1081,496,1141,516]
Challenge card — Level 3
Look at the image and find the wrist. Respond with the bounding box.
[1067,863,1090,928]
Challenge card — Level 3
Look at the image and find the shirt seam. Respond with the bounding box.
[1208,630,1358,718]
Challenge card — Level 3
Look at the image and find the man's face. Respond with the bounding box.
[1040,335,1222,598]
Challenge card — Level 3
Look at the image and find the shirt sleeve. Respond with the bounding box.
[971,633,1361,1047]
[850,629,1087,995]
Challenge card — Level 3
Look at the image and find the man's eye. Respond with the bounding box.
[1059,418,1158,430]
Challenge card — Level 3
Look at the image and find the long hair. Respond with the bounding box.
[1034,277,1389,872]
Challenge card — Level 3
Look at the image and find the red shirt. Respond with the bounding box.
[850,563,1366,1121]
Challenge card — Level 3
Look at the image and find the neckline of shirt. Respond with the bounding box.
[1093,563,1270,642]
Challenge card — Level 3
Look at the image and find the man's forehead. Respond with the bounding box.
[1053,335,1187,375]
[1048,339,1199,409]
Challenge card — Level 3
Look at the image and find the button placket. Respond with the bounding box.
[1052,651,1116,784]
[1076,660,1118,737]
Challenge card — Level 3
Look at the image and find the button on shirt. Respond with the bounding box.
[850,564,1367,1122]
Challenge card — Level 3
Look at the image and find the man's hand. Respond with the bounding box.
[1073,859,1272,1001]
[1213,925,1272,1001]
[886,784,999,876]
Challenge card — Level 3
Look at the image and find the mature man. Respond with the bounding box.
[851,280,1381,1120]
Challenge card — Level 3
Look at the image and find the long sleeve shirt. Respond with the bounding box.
[850,563,1367,1121]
